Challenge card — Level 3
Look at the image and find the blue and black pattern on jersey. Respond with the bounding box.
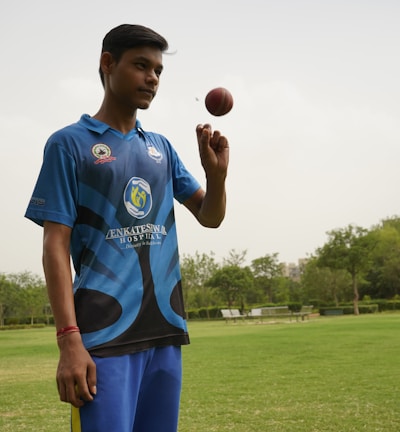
[25,114,200,356]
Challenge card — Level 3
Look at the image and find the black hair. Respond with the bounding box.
[99,24,169,86]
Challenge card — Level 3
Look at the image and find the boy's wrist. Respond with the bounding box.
[56,326,80,339]
[57,328,83,350]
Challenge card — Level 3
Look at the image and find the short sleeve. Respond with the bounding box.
[25,138,78,227]
[169,145,201,203]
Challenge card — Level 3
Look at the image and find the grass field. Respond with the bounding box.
[1,314,399,431]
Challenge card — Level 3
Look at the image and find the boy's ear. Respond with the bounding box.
[99,52,114,77]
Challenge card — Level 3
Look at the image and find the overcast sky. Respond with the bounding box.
[2,0,400,277]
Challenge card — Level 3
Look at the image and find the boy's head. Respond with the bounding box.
[99,24,169,86]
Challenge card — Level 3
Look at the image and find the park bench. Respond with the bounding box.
[324,309,344,316]
[249,306,292,322]
[220,309,246,323]
[292,305,314,321]
[249,305,314,322]
[248,308,262,319]
[261,306,292,319]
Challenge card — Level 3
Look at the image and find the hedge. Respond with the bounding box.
[319,304,379,315]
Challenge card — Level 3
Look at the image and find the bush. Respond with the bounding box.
[319,307,345,316]
[319,304,379,315]
[374,300,400,312]
[288,302,302,313]
[359,304,379,314]
[4,317,20,325]
[0,324,46,330]
[197,307,220,319]
[186,306,222,320]
[187,308,200,319]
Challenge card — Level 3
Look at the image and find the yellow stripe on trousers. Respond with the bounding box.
[71,406,81,432]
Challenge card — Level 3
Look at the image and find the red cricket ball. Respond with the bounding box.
[205,87,234,116]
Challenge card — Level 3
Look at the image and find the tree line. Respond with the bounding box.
[2,216,400,324]
[181,216,400,315]
[0,272,48,326]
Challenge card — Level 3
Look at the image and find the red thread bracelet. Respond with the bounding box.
[56,326,80,338]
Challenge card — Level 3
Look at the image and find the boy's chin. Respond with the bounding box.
[137,101,152,110]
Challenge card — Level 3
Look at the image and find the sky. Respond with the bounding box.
[1,0,400,277]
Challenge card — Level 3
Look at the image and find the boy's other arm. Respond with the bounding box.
[43,221,96,407]
[184,124,229,227]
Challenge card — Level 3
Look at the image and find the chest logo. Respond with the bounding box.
[123,177,152,219]
[146,145,163,163]
[142,133,163,163]
[92,143,116,164]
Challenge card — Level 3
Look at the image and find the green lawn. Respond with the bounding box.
[1,314,400,431]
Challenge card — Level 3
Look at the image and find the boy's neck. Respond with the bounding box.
[93,101,137,134]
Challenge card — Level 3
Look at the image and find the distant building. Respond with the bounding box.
[281,258,308,281]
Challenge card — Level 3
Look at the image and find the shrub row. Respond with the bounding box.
[186,303,308,319]
[0,324,46,330]
[186,307,222,320]
[2,316,54,326]
[310,299,400,312]
[187,302,399,319]
[4,301,399,325]
[372,300,400,311]
[319,304,379,315]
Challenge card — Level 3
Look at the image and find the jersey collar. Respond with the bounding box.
[79,114,143,138]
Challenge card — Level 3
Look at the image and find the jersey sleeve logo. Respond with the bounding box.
[123,177,152,219]
[92,143,116,164]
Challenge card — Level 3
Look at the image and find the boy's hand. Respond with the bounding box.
[57,332,97,408]
[196,124,229,180]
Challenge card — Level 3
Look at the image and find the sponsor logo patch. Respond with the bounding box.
[123,177,152,219]
[91,143,116,164]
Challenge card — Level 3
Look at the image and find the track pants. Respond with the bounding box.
[71,346,182,432]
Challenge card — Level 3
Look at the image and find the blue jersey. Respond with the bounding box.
[25,114,200,356]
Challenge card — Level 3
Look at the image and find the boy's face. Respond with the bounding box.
[105,46,164,111]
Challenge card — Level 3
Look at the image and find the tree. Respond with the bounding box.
[273,276,293,304]
[208,265,254,311]
[223,249,247,267]
[316,225,372,315]
[0,274,12,326]
[365,217,400,298]
[251,253,282,303]
[0,274,21,323]
[20,285,48,325]
[301,257,352,305]
[180,251,219,315]
[0,272,47,324]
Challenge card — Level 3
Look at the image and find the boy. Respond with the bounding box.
[25,24,229,432]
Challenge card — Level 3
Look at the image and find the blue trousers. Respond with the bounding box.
[71,346,182,432]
